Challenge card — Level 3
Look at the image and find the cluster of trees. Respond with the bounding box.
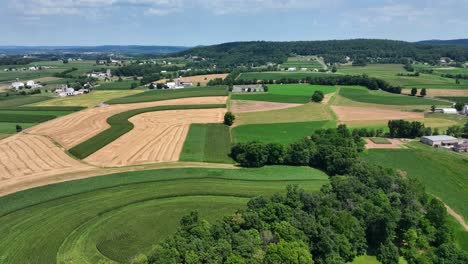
[174,39,468,67]
[352,127,386,138]
[441,73,468,80]
[446,122,468,138]
[410,88,427,97]
[211,74,402,94]
[138,128,468,264]
[397,72,420,77]
[230,126,365,176]
[0,56,40,66]
[388,120,432,138]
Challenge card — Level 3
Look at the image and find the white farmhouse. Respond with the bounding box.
[11,82,25,90]
[287,67,297,71]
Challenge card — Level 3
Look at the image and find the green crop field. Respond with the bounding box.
[0,95,51,107]
[339,64,468,89]
[232,84,335,104]
[280,56,325,69]
[180,123,233,163]
[0,166,329,263]
[233,121,332,144]
[69,104,226,159]
[95,80,141,90]
[106,86,228,104]
[0,112,56,123]
[438,96,468,103]
[34,90,142,107]
[369,137,391,144]
[237,72,333,81]
[236,102,333,125]
[0,122,36,134]
[363,142,468,221]
[339,86,448,105]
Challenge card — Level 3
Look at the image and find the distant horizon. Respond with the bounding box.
[1,0,466,46]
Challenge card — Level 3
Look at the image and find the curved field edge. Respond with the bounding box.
[68,104,226,159]
[0,166,329,264]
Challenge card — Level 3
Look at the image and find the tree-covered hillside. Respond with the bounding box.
[175,39,468,67]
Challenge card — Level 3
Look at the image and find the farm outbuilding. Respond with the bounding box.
[441,108,458,114]
[453,141,468,152]
[232,85,264,93]
[420,135,458,147]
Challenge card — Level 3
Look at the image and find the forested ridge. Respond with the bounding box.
[174,39,468,67]
[134,126,468,264]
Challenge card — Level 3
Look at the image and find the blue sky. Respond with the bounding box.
[0,0,466,46]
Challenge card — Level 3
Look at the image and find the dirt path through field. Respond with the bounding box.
[27,96,227,149]
[84,108,226,167]
[332,105,424,121]
[230,100,301,113]
[444,203,468,231]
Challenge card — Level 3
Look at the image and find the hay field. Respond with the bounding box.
[84,108,226,167]
[33,90,143,107]
[156,73,228,84]
[230,100,300,113]
[0,134,91,182]
[332,105,423,122]
[28,96,227,149]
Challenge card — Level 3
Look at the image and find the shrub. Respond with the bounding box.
[15,124,22,133]
[311,90,324,102]
[224,112,235,126]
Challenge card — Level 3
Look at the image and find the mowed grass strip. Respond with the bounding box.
[106,86,228,104]
[231,84,336,104]
[69,104,226,159]
[339,86,447,105]
[180,123,233,163]
[0,166,329,264]
[233,121,330,144]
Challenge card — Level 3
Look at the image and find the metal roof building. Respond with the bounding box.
[420,135,458,147]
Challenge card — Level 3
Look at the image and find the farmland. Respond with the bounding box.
[95,80,142,90]
[231,84,335,104]
[279,56,325,69]
[33,90,142,107]
[237,71,332,81]
[0,166,329,264]
[180,123,233,163]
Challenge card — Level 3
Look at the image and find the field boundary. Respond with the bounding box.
[69,104,226,159]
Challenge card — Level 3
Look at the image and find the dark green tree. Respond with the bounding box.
[411,88,417,96]
[311,90,324,102]
[420,88,427,97]
[224,112,235,126]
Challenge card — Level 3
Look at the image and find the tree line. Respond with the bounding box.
[134,125,468,264]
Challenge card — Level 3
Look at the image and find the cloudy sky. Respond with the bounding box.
[0,0,466,46]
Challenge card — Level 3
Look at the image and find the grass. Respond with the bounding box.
[34,90,143,107]
[339,64,468,89]
[0,95,51,107]
[106,86,228,104]
[0,166,329,264]
[0,112,56,123]
[69,104,226,159]
[95,80,141,90]
[369,137,391,144]
[232,121,331,144]
[237,72,333,81]
[339,86,448,106]
[180,123,233,163]
[438,96,468,103]
[280,56,325,69]
[363,141,468,221]
[349,255,407,264]
[236,103,333,125]
[231,84,336,104]
[0,122,36,133]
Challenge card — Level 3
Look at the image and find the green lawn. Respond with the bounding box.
[180,123,233,163]
[0,166,329,264]
[231,84,335,104]
[106,86,228,104]
[363,142,468,221]
[69,104,225,159]
[232,121,331,144]
[339,86,448,106]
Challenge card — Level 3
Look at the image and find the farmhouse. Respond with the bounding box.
[287,67,297,71]
[26,80,42,89]
[232,85,264,93]
[165,78,193,89]
[11,81,25,90]
[55,86,89,97]
[453,141,468,152]
[420,135,458,147]
[87,69,111,78]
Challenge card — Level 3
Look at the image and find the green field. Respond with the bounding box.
[280,56,325,69]
[69,104,226,159]
[237,72,333,81]
[438,96,468,103]
[180,123,233,163]
[339,64,468,89]
[232,84,335,104]
[34,90,142,107]
[349,255,407,264]
[0,166,329,263]
[369,137,391,144]
[0,122,36,133]
[339,86,448,105]
[363,142,468,221]
[0,95,51,107]
[233,121,331,144]
[95,80,141,90]
[106,86,228,104]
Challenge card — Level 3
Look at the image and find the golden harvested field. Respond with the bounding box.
[156,73,228,84]
[0,134,92,183]
[230,100,300,113]
[28,96,227,149]
[85,108,226,167]
[401,89,468,97]
[332,105,424,122]
[34,90,143,107]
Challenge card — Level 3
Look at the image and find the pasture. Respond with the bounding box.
[0,95,51,107]
[180,123,233,163]
[34,90,142,107]
[339,86,447,106]
[106,86,228,104]
[237,71,333,81]
[231,84,336,104]
[0,166,329,264]
[280,56,325,69]
[232,121,332,144]
[438,96,468,103]
[95,80,142,90]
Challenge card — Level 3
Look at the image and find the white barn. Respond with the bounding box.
[441,108,458,114]
[420,135,458,147]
